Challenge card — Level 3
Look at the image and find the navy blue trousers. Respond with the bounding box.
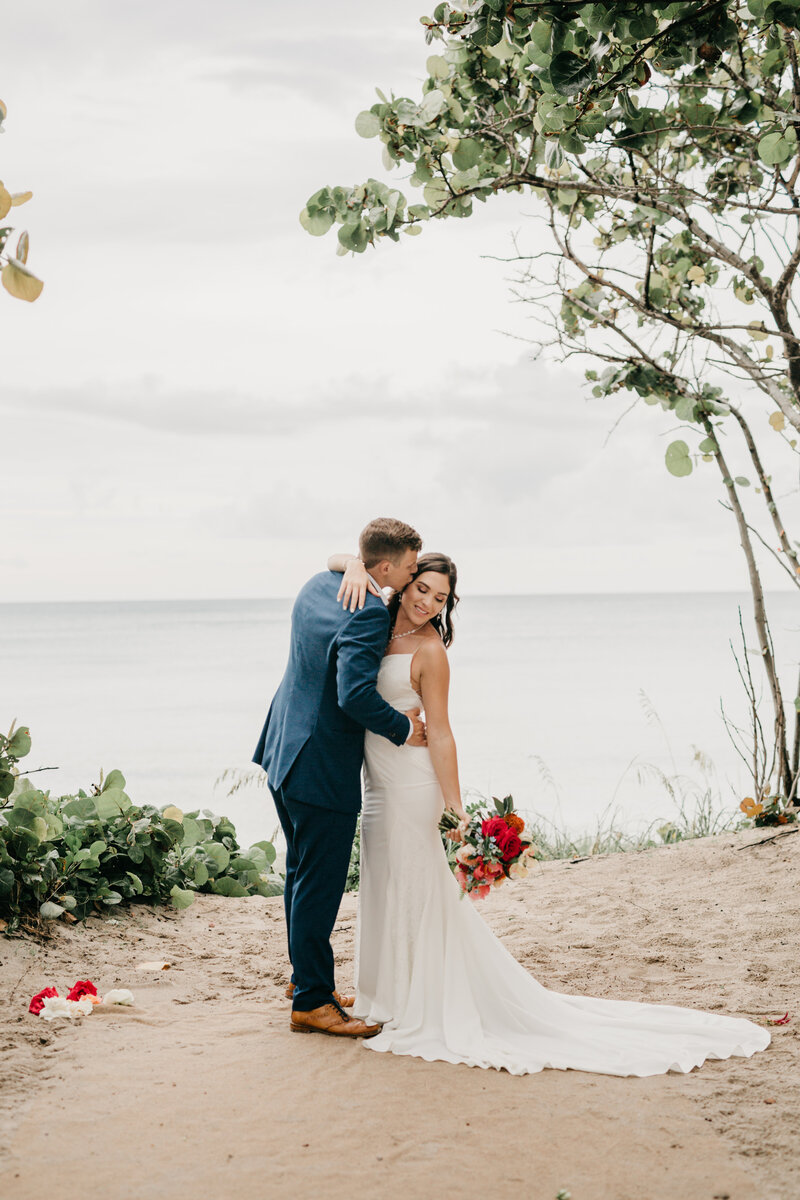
[270,782,357,1012]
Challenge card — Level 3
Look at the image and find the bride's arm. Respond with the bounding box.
[327,553,381,612]
[417,642,467,821]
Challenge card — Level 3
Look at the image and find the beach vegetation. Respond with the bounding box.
[304,0,800,812]
[0,725,282,936]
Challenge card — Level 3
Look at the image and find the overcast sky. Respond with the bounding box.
[1,0,795,600]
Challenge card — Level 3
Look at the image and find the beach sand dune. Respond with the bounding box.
[1,826,797,1200]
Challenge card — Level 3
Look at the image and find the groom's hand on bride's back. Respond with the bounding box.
[405,708,427,747]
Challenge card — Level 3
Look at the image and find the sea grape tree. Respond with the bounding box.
[304,1,800,806]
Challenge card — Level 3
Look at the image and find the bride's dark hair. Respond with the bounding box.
[388,552,459,648]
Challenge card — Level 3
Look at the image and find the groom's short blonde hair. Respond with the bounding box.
[359,518,422,568]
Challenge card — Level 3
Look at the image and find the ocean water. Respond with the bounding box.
[1,593,797,849]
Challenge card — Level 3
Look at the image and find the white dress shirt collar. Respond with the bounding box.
[366,571,389,606]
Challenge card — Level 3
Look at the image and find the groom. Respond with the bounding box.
[253,517,426,1037]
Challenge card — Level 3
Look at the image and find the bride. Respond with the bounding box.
[328,551,771,1077]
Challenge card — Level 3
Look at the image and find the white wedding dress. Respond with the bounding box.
[353,653,771,1076]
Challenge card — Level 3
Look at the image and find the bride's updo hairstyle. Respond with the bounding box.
[389,552,459,648]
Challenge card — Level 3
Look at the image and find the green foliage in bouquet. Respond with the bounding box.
[0,726,283,935]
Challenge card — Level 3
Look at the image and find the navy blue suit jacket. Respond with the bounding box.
[252,571,410,813]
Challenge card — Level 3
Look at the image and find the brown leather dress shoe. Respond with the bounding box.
[285,982,355,1008]
[290,1004,381,1038]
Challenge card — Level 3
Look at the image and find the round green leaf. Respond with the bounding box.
[251,839,277,865]
[8,726,31,757]
[452,138,481,171]
[203,841,230,874]
[211,876,249,898]
[193,862,209,887]
[419,89,446,122]
[423,180,450,209]
[665,440,693,478]
[170,884,195,909]
[426,55,449,80]
[548,52,597,97]
[355,110,380,138]
[758,132,794,167]
[299,207,334,237]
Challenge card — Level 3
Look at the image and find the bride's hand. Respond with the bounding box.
[444,809,469,841]
[337,557,380,612]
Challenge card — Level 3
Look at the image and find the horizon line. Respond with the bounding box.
[0,588,795,606]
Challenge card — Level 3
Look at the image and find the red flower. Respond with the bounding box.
[29,986,59,1015]
[768,1012,790,1026]
[500,833,523,862]
[67,979,98,1002]
[481,817,508,841]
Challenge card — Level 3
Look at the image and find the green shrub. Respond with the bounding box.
[0,726,282,934]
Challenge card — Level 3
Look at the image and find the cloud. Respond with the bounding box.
[2,358,599,439]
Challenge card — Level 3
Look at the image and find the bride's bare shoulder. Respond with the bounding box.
[415,634,449,670]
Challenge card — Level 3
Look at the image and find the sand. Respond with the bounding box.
[1,825,797,1200]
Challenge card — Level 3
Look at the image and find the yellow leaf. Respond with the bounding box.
[687,264,706,284]
[0,185,11,221]
[1,259,44,302]
[748,321,769,341]
[162,805,184,823]
[10,190,33,207]
[0,99,6,123]
[769,411,785,431]
[15,231,28,264]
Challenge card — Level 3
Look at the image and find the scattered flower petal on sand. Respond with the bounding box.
[102,988,135,1006]
[39,996,94,1021]
[29,987,59,1015]
[67,979,98,1002]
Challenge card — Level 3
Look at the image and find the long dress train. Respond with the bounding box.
[353,654,770,1077]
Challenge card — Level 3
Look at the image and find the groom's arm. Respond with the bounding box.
[336,606,411,745]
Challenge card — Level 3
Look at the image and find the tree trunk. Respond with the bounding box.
[701,414,792,797]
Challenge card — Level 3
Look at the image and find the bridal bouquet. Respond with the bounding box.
[440,796,537,900]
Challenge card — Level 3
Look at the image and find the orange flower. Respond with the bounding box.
[504,813,525,834]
